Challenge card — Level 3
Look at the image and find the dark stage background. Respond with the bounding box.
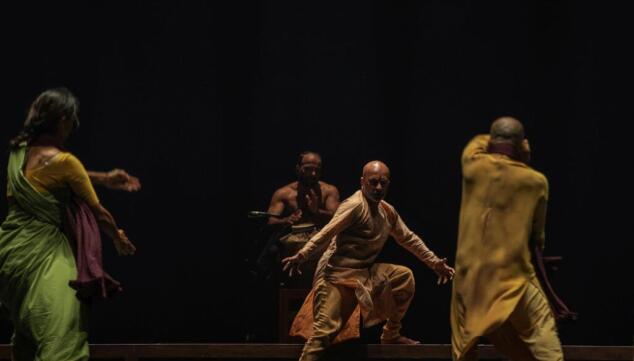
[1,1,632,346]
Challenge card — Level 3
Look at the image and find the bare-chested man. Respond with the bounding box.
[261,151,340,286]
[267,151,339,228]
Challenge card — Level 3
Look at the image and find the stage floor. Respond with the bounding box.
[1,343,632,360]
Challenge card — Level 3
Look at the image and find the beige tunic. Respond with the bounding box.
[290,190,441,341]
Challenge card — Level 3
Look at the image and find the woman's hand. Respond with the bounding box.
[104,169,141,192]
[114,229,136,256]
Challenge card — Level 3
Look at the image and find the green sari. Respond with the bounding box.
[0,145,88,361]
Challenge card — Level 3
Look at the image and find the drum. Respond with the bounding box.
[291,222,317,234]
[279,223,320,288]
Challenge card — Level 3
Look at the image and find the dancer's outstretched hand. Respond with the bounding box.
[105,169,141,192]
[433,258,455,285]
[281,253,304,277]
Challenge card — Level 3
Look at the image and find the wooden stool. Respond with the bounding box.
[278,288,310,343]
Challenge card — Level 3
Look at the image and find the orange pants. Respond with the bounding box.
[298,264,415,361]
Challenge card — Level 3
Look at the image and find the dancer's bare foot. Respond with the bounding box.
[380,335,421,345]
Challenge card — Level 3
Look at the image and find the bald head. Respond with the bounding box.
[362,160,390,178]
[490,117,525,145]
[361,161,390,204]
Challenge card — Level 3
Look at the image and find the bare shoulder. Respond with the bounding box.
[28,146,62,159]
[25,146,66,171]
[319,181,339,195]
[272,181,298,200]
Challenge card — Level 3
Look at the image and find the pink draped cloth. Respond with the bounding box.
[64,196,122,300]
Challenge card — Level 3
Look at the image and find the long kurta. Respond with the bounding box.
[451,135,556,360]
[290,190,441,342]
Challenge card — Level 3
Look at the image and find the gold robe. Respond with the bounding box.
[451,135,560,360]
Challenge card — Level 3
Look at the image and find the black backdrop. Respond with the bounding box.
[1,1,632,345]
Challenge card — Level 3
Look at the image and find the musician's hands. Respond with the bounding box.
[285,209,302,225]
[305,189,320,215]
[432,258,455,285]
[281,253,305,277]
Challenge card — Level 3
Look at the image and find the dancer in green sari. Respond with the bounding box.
[0,88,138,361]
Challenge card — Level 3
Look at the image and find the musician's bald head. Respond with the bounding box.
[490,116,525,146]
[361,161,391,203]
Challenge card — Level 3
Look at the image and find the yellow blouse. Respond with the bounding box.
[7,152,99,206]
